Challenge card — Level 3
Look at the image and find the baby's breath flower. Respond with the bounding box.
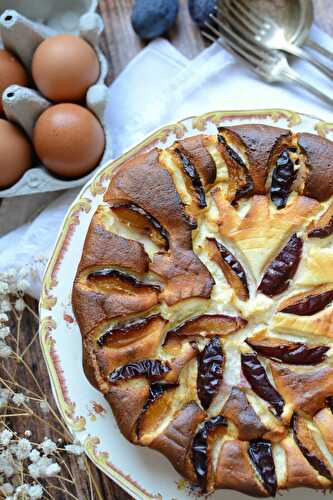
[0,450,16,477]
[0,341,12,358]
[16,280,29,293]
[0,388,10,408]
[14,438,32,461]
[28,456,61,479]
[39,400,49,415]
[17,266,29,279]
[1,482,14,495]
[14,484,29,497]
[14,298,26,313]
[0,281,9,295]
[64,443,84,456]
[0,299,11,313]
[40,438,57,456]
[29,449,40,463]
[0,429,13,446]
[0,326,10,339]
[12,393,26,407]
[0,312,8,323]
[44,461,61,477]
[5,269,17,282]
[27,484,43,499]
[0,268,88,498]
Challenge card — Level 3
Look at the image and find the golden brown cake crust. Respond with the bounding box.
[299,132,333,201]
[150,401,206,481]
[72,125,333,497]
[281,437,326,489]
[222,387,268,440]
[77,208,149,274]
[271,363,333,416]
[104,148,195,246]
[174,135,217,186]
[221,124,291,194]
[215,440,268,496]
[106,378,150,442]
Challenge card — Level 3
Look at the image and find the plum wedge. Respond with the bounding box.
[192,416,227,492]
[197,336,224,410]
[241,353,284,417]
[248,439,277,496]
[246,337,329,365]
[292,413,333,481]
[136,383,178,440]
[207,238,249,300]
[270,148,297,209]
[111,202,169,249]
[109,359,170,382]
[168,314,247,338]
[258,234,303,297]
[279,287,333,316]
[175,148,207,209]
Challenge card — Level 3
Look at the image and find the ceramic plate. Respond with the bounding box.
[39,109,333,500]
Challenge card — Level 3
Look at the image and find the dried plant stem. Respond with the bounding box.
[12,351,44,394]
[0,378,69,437]
[16,313,22,355]
[85,458,104,500]
[56,453,76,484]
[48,484,80,500]
[42,402,72,437]
[25,302,40,320]
[0,289,103,500]
[20,328,39,358]
[0,372,40,397]
[0,413,31,417]
[28,409,68,439]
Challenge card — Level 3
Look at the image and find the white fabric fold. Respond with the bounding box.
[1,24,332,298]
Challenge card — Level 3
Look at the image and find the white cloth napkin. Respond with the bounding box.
[0,24,332,298]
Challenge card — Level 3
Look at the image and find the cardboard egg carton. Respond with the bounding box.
[0,0,111,197]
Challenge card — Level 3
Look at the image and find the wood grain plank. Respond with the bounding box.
[98,0,205,73]
[0,192,60,237]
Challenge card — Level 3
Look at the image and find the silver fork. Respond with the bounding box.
[224,0,333,80]
[202,14,333,107]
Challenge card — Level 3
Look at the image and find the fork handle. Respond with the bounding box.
[283,67,333,107]
[306,38,333,62]
[283,42,333,81]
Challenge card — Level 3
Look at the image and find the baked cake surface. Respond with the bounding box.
[72,124,333,496]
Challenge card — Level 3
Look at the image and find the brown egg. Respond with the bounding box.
[0,119,33,189]
[33,103,105,178]
[0,49,28,114]
[32,34,100,102]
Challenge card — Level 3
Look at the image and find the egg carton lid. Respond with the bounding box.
[0,0,98,34]
[0,1,112,198]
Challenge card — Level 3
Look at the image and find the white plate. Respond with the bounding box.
[40,109,333,499]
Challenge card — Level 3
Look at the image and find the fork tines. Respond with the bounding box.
[202,10,275,71]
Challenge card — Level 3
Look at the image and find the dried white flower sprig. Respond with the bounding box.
[0,269,101,499]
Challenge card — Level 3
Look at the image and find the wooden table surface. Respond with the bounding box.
[1,1,332,498]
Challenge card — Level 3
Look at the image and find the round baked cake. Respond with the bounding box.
[72,124,333,497]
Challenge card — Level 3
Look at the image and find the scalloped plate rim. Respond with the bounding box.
[39,108,333,500]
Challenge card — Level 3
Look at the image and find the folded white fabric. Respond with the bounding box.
[107,25,333,157]
[0,24,332,298]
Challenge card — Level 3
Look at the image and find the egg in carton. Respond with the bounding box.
[0,2,111,197]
